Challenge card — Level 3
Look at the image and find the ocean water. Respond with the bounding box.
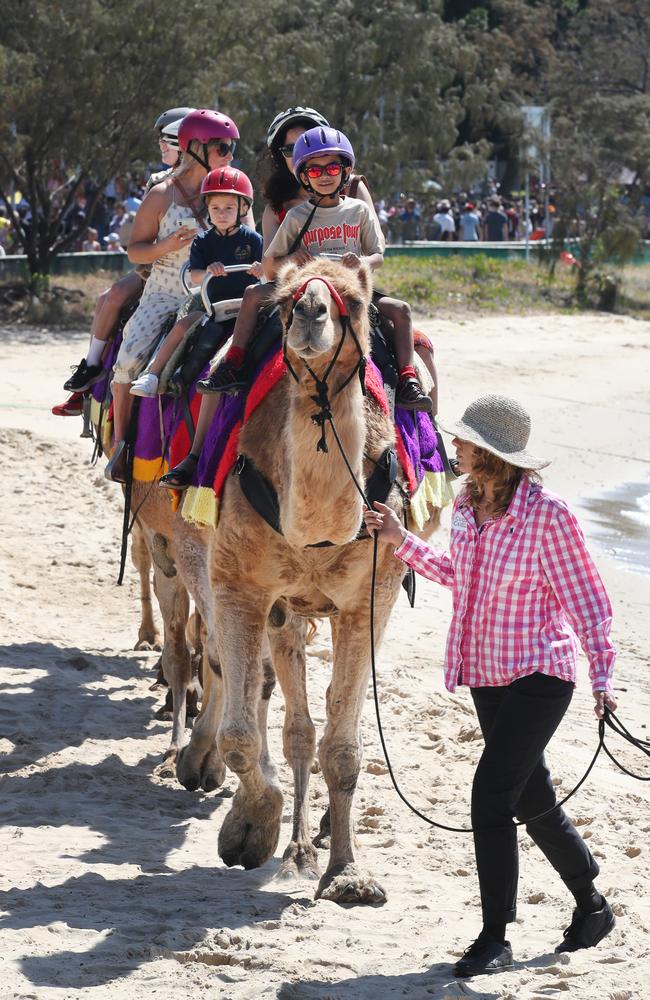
[580,477,650,577]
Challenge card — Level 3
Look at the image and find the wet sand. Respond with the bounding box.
[580,477,650,577]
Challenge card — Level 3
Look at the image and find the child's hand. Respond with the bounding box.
[207,262,226,278]
[363,502,407,546]
[341,252,361,268]
[247,261,263,278]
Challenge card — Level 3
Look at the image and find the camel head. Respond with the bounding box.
[275,258,372,379]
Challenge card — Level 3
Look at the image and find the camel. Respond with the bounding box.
[175,258,441,904]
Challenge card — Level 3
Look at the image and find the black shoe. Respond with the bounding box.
[453,933,513,978]
[197,360,248,395]
[396,376,433,413]
[64,358,104,392]
[159,453,198,491]
[555,898,615,953]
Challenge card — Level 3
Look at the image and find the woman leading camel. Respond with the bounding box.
[363,393,617,978]
[105,109,245,482]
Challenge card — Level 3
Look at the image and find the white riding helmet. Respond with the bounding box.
[266,106,329,148]
[160,119,182,149]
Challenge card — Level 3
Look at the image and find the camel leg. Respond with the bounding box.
[149,548,191,779]
[266,602,319,880]
[175,532,227,792]
[131,520,162,650]
[215,592,283,870]
[316,602,393,906]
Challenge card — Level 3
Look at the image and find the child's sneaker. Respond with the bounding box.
[197,360,248,395]
[52,391,85,417]
[396,376,433,412]
[130,372,159,397]
[64,358,104,392]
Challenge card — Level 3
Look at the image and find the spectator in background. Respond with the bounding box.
[504,201,519,240]
[124,191,142,213]
[459,201,481,242]
[118,211,137,247]
[399,197,421,240]
[482,198,508,241]
[82,227,101,252]
[105,232,124,252]
[432,199,456,241]
[110,200,128,234]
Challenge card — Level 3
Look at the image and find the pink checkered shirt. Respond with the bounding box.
[394,477,615,694]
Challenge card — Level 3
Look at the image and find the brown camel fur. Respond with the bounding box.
[176,258,441,904]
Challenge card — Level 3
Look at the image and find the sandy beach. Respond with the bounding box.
[1,310,649,1000]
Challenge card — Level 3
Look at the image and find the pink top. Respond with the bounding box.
[394,477,616,695]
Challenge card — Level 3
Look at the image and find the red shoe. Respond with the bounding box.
[52,391,85,417]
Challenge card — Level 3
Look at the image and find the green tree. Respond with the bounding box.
[0,0,219,283]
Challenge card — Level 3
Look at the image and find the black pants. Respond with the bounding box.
[470,672,599,924]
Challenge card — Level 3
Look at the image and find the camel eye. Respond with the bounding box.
[346,298,362,318]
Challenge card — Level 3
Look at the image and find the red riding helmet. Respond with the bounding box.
[201,167,254,208]
[178,109,239,151]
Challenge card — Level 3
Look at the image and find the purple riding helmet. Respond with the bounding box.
[292,126,356,180]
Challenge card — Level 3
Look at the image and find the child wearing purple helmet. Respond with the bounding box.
[201,126,432,412]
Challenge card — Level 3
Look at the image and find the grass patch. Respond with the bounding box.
[381,255,650,319]
[1,259,649,327]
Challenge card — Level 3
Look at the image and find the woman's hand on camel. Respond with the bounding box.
[247,261,264,278]
[207,261,227,278]
[363,501,407,546]
[593,689,617,719]
[166,225,197,251]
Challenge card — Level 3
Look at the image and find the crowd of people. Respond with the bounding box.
[377,190,557,244]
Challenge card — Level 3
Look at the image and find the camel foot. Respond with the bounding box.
[218,784,283,870]
[312,806,331,849]
[276,841,320,881]
[177,745,226,793]
[316,864,386,906]
[154,748,178,781]
[135,634,163,652]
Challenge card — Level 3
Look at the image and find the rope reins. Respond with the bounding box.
[286,273,649,834]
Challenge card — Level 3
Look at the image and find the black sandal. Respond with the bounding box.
[159,452,199,491]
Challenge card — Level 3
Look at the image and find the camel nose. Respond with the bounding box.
[295,298,328,321]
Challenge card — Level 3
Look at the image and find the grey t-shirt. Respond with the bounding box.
[265,197,384,261]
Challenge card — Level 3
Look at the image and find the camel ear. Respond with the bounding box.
[276,260,301,298]
[355,260,372,301]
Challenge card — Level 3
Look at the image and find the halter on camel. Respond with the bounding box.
[283,275,367,455]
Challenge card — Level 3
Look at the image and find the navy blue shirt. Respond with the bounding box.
[189,224,263,300]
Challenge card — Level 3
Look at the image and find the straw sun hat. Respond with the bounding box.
[437,394,550,470]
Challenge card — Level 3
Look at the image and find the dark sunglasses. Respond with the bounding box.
[304,162,344,179]
[207,140,236,156]
[279,143,295,157]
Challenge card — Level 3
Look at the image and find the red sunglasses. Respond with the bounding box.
[304,162,344,179]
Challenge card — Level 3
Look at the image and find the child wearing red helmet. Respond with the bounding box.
[130,167,262,400]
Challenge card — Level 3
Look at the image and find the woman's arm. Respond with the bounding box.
[127,185,194,265]
[262,204,281,250]
[540,503,616,699]
[363,502,454,587]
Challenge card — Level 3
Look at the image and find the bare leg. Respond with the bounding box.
[91,271,143,343]
[415,341,439,415]
[148,312,202,378]
[227,282,275,352]
[160,392,221,487]
[112,381,134,444]
[375,296,414,371]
